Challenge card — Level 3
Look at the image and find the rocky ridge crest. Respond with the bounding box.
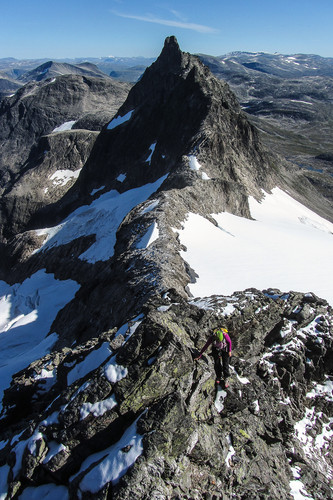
[0,289,332,499]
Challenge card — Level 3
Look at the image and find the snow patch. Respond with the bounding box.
[294,406,333,478]
[306,378,333,401]
[136,221,159,249]
[91,186,105,196]
[34,368,56,394]
[115,314,144,340]
[107,110,134,130]
[52,121,76,133]
[215,386,227,412]
[104,355,128,383]
[67,342,112,386]
[43,442,67,464]
[74,415,144,493]
[80,394,117,420]
[146,142,156,164]
[225,434,235,467]
[49,169,81,187]
[35,175,168,263]
[18,484,69,500]
[117,173,126,182]
[0,270,79,412]
[140,199,159,215]
[188,155,210,180]
[289,466,314,500]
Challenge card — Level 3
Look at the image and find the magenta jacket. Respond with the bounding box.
[197,332,232,358]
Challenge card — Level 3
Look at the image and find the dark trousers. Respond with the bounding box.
[213,349,230,380]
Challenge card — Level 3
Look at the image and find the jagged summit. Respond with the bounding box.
[72,37,276,213]
[1,37,331,287]
[156,35,183,67]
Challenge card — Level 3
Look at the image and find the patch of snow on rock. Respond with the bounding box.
[67,342,112,386]
[74,415,144,493]
[80,394,117,420]
[188,155,210,180]
[49,169,81,187]
[104,355,128,383]
[116,173,126,182]
[18,484,69,500]
[107,110,134,130]
[35,175,168,263]
[215,386,227,412]
[0,270,79,411]
[140,199,159,215]
[91,186,105,196]
[42,442,67,464]
[146,142,156,164]
[136,221,159,249]
[52,121,76,133]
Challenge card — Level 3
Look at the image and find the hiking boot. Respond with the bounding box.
[224,381,229,388]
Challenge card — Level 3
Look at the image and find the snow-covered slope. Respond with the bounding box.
[0,270,79,411]
[178,187,333,304]
[34,175,167,263]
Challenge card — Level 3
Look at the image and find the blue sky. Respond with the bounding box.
[1,0,333,59]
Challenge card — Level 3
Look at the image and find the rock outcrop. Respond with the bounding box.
[0,290,332,499]
[0,74,130,194]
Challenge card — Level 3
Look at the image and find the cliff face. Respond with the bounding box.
[0,37,332,499]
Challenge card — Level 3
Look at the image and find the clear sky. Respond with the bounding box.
[1,0,333,59]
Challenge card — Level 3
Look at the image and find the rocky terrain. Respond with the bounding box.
[0,289,332,499]
[0,73,130,246]
[198,52,333,203]
[2,48,333,201]
[0,37,332,499]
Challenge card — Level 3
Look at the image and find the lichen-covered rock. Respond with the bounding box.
[0,289,332,499]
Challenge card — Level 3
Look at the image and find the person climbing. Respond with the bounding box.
[195,327,232,388]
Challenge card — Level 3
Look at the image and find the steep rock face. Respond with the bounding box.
[0,290,332,499]
[198,52,333,203]
[0,74,130,192]
[79,36,276,200]
[0,129,98,241]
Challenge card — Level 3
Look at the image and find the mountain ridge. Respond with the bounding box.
[0,37,332,499]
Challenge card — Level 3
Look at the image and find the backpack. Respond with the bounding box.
[213,328,228,351]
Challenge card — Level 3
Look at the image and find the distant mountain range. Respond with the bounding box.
[1,50,332,202]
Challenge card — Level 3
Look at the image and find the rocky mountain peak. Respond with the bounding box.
[151,35,199,76]
[157,35,182,65]
[0,37,333,500]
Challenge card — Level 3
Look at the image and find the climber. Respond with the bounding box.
[195,327,232,388]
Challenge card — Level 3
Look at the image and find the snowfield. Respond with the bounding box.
[35,175,168,263]
[0,270,79,411]
[49,168,81,187]
[178,188,333,305]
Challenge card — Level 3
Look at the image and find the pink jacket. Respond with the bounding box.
[198,332,232,358]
